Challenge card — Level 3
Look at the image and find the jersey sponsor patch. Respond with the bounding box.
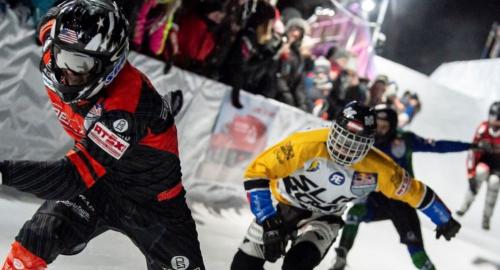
[113,119,128,133]
[88,122,130,159]
[329,172,345,186]
[171,256,189,270]
[396,170,412,196]
[13,258,25,270]
[306,160,321,172]
[351,172,377,196]
[275,142,295,164]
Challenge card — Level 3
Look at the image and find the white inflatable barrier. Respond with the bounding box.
[0,10,325,204]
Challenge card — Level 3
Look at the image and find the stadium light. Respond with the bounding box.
[361,0,376,12]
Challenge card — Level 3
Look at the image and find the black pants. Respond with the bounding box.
[15,181,205,270]
[363,192,422,246]
[231,204,344,270]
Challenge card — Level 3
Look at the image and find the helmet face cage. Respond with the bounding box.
[327,121,375,166]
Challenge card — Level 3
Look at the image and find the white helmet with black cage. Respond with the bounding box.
[327,101,377,166]
[40,0,129,103]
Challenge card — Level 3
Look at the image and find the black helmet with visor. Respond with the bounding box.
[41,0,129,103]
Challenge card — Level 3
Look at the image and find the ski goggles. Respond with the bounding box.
[53,43,101,75]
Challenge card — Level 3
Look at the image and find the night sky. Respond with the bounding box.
[379,0,500,74]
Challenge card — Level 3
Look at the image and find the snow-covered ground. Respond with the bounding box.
[1,200,500,270]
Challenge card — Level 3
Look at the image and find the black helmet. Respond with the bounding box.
[327,101,376,166]
[41,0,129,103]
[489,101,500,122]
[489,101,500,136]
[374,104,398,146]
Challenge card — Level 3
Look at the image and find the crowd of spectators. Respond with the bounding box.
[0,0,421,127]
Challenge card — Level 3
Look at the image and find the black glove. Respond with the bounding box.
[262,215,286,262]
[435,218,461,240]
[169,89,183,117]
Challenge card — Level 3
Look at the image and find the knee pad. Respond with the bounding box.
[238,237,265,261]
[282,242,321,270]
[16,213,82,263]
[488,174,500,190]
[2,242,47,270]
[295,220,341,257]
[238,220,266,260]
[484,174,500,221]
[230,249,265,270]
[476,163,490,182]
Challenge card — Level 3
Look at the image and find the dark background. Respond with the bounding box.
[380,0,500,74]
[278,0,500,74]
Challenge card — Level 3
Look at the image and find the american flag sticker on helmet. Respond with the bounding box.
[59,28,79,44]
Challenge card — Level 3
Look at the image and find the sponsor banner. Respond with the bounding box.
[194,92,279,183]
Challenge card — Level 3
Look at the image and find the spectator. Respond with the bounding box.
[132,0,180,57]
[220,0,280,108]
[368,74,389,107]
[327,47,350,81]
[302,54,317,111]
[383,81,405,113]
[325,54,366,120]
[274,16,310,111]
[344,73,368,106]
[115,0,144,30]
[310,56,333,119]
[399,91,421,127]
[173,1,226,74]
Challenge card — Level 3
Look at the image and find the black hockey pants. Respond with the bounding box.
[14,181,205,270]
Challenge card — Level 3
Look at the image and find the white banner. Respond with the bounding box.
[194,91,280,185]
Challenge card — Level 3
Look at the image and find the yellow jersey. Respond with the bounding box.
[244,128,427,216]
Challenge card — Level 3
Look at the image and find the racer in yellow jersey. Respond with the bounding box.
[230,101,461,270]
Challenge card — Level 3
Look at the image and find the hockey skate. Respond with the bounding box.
[330,247,347,270]
[482,218,490,230]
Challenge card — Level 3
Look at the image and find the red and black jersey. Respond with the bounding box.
[468,121,500,177]
[1,61,183,204]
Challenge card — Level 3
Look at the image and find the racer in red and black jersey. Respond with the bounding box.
[457,101,500,230]
[0,1,205,270]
